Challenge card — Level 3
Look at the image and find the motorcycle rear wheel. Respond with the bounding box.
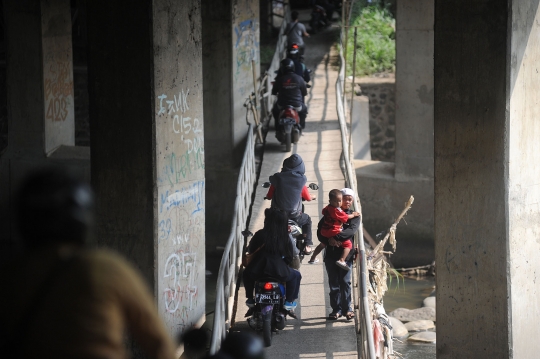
[262,312,273,347]
[285,132,292,152]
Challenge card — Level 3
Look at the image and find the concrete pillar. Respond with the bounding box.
[395,0,433,180]
[202,0,259,252]
[1,0,82,257]
[87,0,205,336]
[435,0,540,356]
[351,96,371,160]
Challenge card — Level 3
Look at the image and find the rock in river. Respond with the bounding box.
[404,320,435,332]
[408,331,436,343]
[423,296,436,308]
[389,317,409,338]
[389,307,436,322]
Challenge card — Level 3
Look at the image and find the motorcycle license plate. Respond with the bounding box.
[256,293,280,304]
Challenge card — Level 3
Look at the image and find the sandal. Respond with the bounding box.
[328,312,342,320]
[346,311,355,320]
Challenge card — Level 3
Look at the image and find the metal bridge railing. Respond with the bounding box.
[209,123,256,354]
[209,5,291,353]
[335,26,377,359]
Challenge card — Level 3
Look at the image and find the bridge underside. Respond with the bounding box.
[0,0,539,356]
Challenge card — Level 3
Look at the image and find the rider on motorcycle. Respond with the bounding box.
[265,154,314,255]
[277,44,311,84]
[243,207,302,311]
[272,58,308,130]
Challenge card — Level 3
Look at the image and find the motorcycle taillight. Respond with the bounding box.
[282,108,297,119]
[264,282,273,290]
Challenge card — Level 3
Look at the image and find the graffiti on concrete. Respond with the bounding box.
[156,83,205,327]
[157,87,205,185]
[234,18,259,83]
[44,59,73,122]
[159,178,204,322]
[163,251,198,313]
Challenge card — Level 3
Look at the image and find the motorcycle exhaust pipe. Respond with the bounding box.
[275,313,286,330]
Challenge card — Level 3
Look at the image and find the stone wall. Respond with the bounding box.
[356,77,396,162]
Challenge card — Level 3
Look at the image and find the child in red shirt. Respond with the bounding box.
[309,189,359,270]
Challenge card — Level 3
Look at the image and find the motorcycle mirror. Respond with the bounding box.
[308,183,319,190]
[262,182,271,188]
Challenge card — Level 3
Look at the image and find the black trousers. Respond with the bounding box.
[324,251,353,314]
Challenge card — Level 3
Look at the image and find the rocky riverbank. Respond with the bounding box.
[388,289,436,344]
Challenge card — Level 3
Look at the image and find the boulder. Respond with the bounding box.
[408,331,436,343]
[389,317,408,338]
[389,307,436,322]
[423,296,436,308]
[404,320,435,332]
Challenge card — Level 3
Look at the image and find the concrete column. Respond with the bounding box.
[3,0,74,159]
[1,0,81,257]
[41,0,75,153]
[202,0,259,252]
[395,0,433,180]
[351,96,371,160]
[435,0,540,356]
[87,0,205,337]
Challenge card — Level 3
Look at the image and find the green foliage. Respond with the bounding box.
[344,3,395,76]
[260,44,276,66]
[387,267,405,292]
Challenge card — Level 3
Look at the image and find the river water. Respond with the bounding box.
[383,276,436,359]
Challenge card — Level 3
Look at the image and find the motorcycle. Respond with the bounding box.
[262,181,319,265]
[310,5,329,33]
[276,105,302,152]
[246,277,295,347]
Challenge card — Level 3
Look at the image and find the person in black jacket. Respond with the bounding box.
[272,58,308,130]
[277,44,311,83]
[318,188,359,320]
[243,207,303,311]
[266,154,314,253]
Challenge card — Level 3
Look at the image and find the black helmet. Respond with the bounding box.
[280,58,295,73]
[16,167,94,248]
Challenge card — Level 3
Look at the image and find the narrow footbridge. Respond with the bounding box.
[231,50,359,357]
